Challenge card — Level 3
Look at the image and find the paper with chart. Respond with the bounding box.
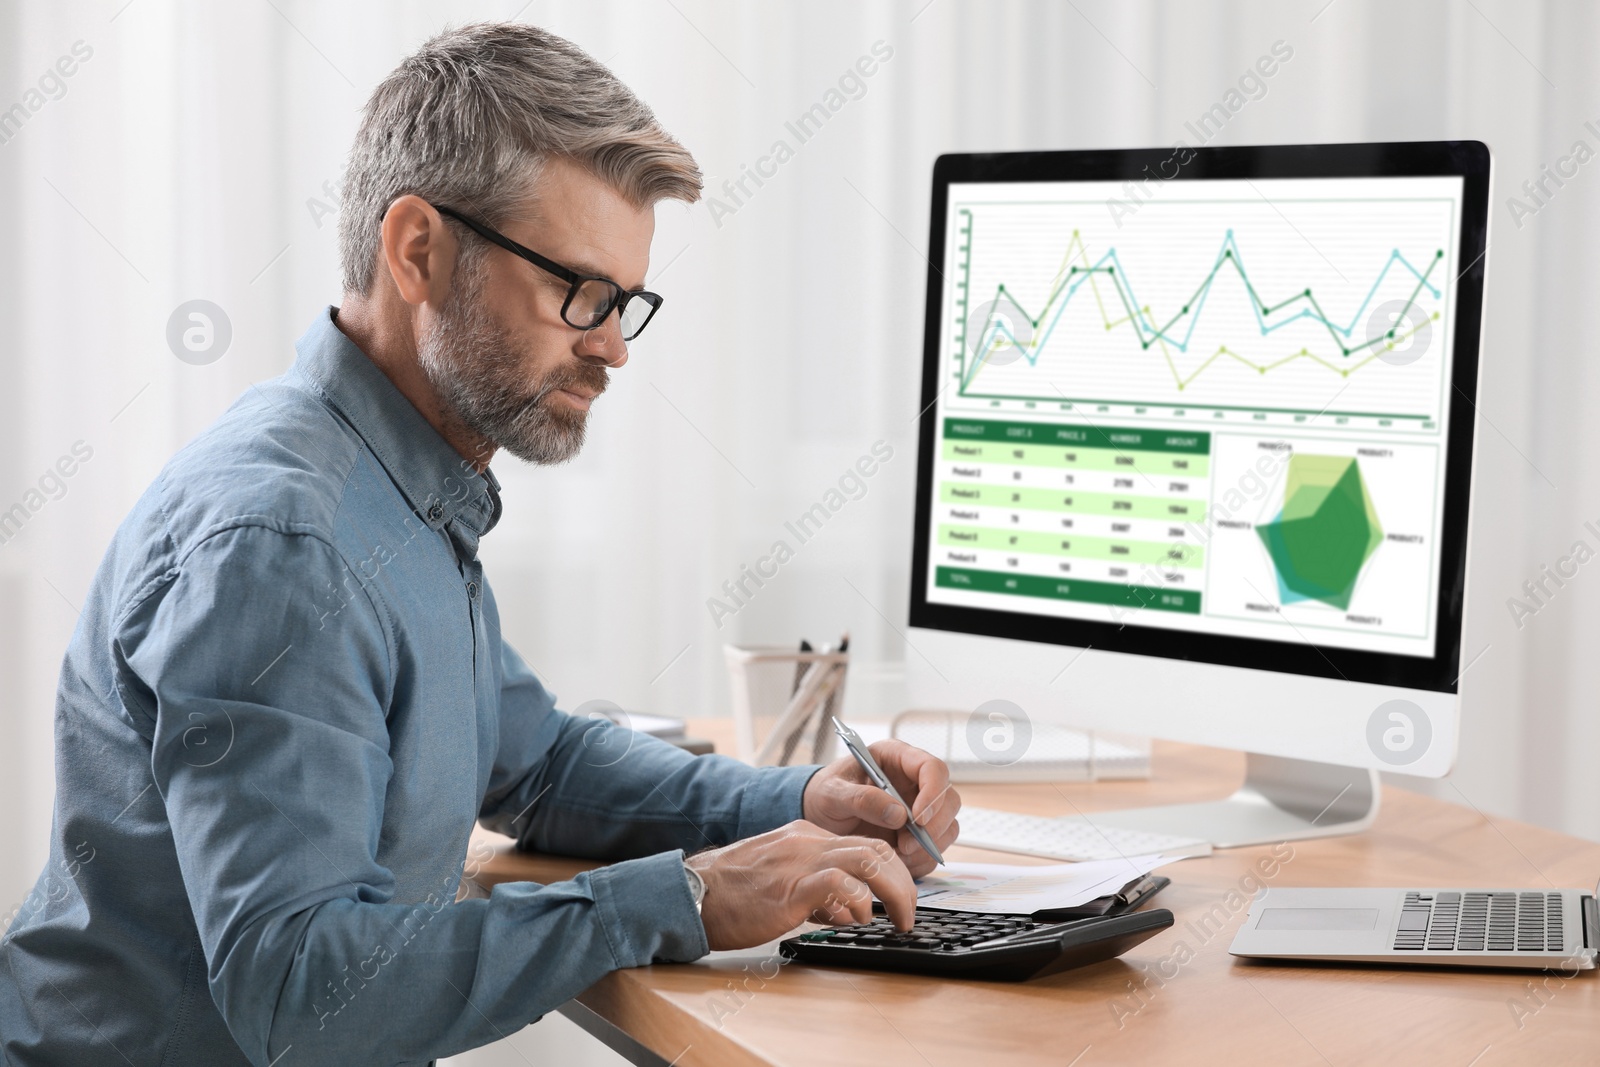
[904,853,1185,915]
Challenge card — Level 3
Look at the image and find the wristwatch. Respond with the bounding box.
[682,861,706,916]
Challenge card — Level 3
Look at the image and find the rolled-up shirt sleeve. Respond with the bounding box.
[478,636,819,859]
[124,523,710,1066]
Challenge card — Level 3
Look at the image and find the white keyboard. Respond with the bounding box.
[957,806,1212,862]
[882,715,1151,783]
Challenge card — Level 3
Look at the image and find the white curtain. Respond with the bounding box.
[1,0,1595,1060]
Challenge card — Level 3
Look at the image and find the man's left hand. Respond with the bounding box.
[802,739,961,879]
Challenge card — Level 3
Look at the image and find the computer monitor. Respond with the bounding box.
[906,142,1491,846]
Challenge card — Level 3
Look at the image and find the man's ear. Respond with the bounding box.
[379,195,460,308]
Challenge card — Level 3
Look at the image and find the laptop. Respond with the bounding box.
[1230,883,1600,970]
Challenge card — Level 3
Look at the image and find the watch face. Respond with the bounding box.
[685,863,706,906]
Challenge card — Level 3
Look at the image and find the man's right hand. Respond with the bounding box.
[684,819,918,951]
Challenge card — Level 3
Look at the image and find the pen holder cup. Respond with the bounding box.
[723,645,850,767]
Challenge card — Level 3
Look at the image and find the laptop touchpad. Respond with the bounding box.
[1257,908,1380,931]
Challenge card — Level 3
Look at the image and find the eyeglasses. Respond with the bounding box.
[432,204,664,341]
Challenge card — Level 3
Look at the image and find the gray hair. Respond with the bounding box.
[339,22,702,294]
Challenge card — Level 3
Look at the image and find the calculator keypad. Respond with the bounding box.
[792,909,1053,952]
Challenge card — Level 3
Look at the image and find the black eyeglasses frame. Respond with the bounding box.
[429,203,664,341]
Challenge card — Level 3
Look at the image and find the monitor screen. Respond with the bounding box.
[909,144,1490,693]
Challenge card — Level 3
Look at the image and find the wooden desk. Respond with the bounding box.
[473,723,1600,1067]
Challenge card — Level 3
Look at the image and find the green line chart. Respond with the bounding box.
[944,196,1456,422]
[957,215,1443,392]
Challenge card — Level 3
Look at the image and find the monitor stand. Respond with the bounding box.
[1084,753,1381,848]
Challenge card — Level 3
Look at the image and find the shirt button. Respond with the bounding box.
[466,581,479,599]
[428,503,444,521]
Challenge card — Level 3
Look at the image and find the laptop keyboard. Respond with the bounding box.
[1393,891,1566,952]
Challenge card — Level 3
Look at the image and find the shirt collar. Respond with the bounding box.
[290,306,502,543]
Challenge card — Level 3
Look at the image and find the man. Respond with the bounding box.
[0,23,960,1067]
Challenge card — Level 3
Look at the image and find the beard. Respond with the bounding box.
[416,257,609,465]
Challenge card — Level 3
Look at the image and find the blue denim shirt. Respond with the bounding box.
[0,308,816,1067]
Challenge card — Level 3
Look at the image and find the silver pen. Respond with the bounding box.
[830,717,945,866]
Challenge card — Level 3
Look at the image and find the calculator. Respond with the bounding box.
[778,906,1174,981]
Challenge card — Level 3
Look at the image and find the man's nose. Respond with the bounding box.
[577,311,628,368]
